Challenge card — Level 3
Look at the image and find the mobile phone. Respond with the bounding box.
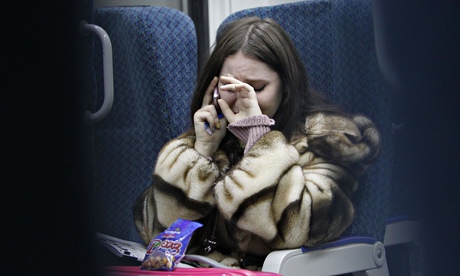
[204,87,223,135]
[212,86,222,115]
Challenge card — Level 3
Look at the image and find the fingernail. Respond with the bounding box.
[216,121,221,129]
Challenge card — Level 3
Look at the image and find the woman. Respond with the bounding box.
[133,16,380,268]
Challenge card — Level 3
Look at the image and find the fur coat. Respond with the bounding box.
[133,112,380,265]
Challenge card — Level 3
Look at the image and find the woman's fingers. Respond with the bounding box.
[219,76,255,99]
[202,77,219,107]
[220,83,252,93]
[196,105,227,133]
[217,75,262,123]
[217,99,235,122]
[195,106,216,125]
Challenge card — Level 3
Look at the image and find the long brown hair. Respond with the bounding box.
[190,16,338,140]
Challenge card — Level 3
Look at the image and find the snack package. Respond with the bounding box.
[141,218,202,271]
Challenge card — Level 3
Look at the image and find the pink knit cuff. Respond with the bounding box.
[227,115,275,154]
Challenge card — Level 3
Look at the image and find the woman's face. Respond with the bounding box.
[218,51,282,118]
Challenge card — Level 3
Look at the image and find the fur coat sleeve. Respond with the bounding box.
[133,112,380,250]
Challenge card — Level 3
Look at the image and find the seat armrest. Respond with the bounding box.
[262,237,388,276]
[384,216,421,246]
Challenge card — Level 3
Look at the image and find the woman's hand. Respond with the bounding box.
[217,75,262,124]
[194,77,228,157]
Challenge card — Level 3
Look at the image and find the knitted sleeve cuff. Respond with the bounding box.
[227,115,275,154]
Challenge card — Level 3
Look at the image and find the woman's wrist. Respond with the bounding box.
[227,115,275,154]
[194,141,218,158]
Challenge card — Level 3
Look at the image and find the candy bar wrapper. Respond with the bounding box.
[141,218,202,271]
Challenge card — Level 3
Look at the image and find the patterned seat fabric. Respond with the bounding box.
[220,0,395,242]
[89,6,197,242]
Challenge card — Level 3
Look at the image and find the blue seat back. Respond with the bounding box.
[89,6,196,242]
[220,0,394,242]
